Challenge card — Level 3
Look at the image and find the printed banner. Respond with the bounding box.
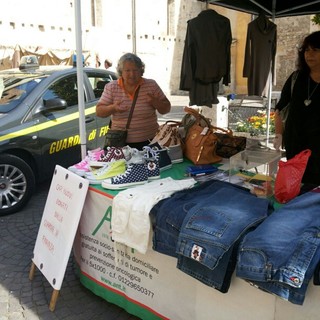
[73,186,320,320]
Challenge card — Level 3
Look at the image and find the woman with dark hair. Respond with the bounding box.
[274,31,320,185]
[96,53,171,150]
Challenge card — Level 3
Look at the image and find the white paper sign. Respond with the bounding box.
[32,165,89,290]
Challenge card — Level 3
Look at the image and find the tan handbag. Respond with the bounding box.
[150,121,183,147]
[183,107,222,164]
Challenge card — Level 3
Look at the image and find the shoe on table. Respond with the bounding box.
[102,163,148,190]
[145,158,160,180]
[89,146,132,167]
[146,142,172,171]
[85,159,126,185]
[126,147,160,180]
[167,144,183,164]
[68,148,104,176]
[142,146,160,180]
[126,148,145,164]
[149,137,183,163]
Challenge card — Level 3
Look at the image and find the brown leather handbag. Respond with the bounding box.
[183,107,222,164]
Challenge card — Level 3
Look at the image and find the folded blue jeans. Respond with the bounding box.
[150,180,252,258]
[236,188,320,305]
[176,187,270,291]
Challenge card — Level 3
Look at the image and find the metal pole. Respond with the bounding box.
[266,69,272,146]
[266,3,276,146]
[132,0,136,54]
[74,0,87,160]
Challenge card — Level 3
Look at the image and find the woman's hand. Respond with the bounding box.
[147,93,171,114]
[96,100,129,117]
[113,100,131,113]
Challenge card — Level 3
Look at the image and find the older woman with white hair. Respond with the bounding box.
[96,52,171,150]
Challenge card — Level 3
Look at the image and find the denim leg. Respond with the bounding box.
[175,187,270,289]
[176,187,270,269]
[246,248,320,305]
[177,238,241,293]
[236,189,320,305]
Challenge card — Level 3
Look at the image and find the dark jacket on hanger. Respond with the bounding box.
[179,9,232,107]
[243,13,277,96]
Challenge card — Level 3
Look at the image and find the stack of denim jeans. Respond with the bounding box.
[150,179,272,293]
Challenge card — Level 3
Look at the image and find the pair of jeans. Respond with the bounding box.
[176,187,271,292]
[150,180,251,258]
[150,179,272,292]
[236,188,320,305]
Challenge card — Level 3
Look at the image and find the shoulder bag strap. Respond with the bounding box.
[125,85,140,130]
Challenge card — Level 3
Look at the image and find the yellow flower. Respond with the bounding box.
[235,110,275,136]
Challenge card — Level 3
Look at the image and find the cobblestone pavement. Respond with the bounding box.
[0,181,139,320]
[0,95,189,320]
[0,94,191,320]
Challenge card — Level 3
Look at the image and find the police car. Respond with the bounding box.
[0,56,117,215]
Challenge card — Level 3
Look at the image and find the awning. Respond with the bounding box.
[208,0,320,18]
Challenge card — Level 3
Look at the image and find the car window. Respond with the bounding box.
[0,75,43,113]
[87,72,117,100]
[43,75,82,107]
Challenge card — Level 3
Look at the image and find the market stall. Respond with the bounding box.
[73,161,320,320]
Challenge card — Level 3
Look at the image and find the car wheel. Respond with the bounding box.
[0,154,36,216]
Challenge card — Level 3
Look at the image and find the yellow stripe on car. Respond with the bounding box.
[0,106,96,142]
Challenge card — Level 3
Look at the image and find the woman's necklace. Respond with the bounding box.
[305,77,320,106]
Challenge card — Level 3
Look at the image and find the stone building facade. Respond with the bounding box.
[273,15,318,91]
[0,0,318,96]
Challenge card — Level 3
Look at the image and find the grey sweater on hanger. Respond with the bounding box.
[243,14,277,96]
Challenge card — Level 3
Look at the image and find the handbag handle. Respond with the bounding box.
[184,107,233,136]
[125,86,140,130]
[164,120,182,127]
[211,126,233,136]
[184,106,201,118]
[184,106,211,127]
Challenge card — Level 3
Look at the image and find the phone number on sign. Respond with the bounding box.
[118,275,155,298]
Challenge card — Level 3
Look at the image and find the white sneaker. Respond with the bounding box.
[85,160,126,184]
[126,148,145,164]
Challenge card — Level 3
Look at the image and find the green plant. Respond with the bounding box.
[312,14,320,25]
[235,110,275,136]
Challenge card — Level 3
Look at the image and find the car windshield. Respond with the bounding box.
[0,74,45,113]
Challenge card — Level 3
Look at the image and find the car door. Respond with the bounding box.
[32,73,103,180]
